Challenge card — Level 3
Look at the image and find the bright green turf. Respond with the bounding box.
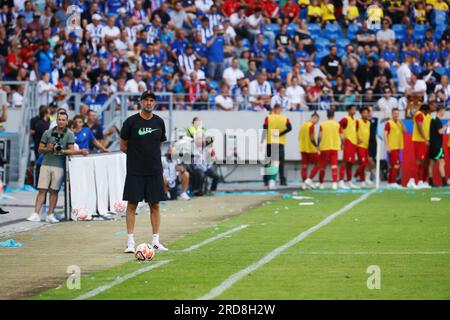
[35,190,450,300]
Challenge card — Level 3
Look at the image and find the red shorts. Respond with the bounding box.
[413,141,429,162]
[319,150,338,167]
[301,152,319,165]
[342,140,357,163]
[357,147,369,165]
[388,150,401,166]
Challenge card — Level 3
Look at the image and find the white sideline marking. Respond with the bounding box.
[74,260,170,300]
[198,190,376,300]
[300,252,450,255]
[183,224,248,252]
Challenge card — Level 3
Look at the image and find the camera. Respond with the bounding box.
[51,130,64,154]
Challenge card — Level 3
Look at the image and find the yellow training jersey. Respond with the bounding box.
[299,121,318,153]
[412,111,431,142]
[320,120,341,151]
[386,119,404,150]
[341,115,357,145]
[321,3,336,21]
[267,114,288,145]
[357,119,371,149]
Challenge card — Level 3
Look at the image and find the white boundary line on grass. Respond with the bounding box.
[74,260,170,300]
[183,224,248,252]
[198,189,377,300]
[299,252,450,255]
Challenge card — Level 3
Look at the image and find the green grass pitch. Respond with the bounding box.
[35,189,450,300]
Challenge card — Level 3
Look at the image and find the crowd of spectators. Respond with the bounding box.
[0,0,449,114]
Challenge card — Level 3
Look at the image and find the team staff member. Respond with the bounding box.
[384,108,406,188]
[317,110,341,190]
[428,106,449,187]
[354,107,372,187]
[27,112,87,223]
[408,104,432,189]
[263,104,292,188]
[299,112,320,190]
[120,91,168,253]
[71,115,109,153]
[366,105,378,184]
[339,105,360,189]
[186,117,205,139]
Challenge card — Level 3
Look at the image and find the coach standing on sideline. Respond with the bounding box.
[120,91,168,254]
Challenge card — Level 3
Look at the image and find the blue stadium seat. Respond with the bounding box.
[242,38,250,48]
[346,23,361,41]
[209,80,219,91]
[314,50,329,65]
[280,65,293,80]
[392,24,407,43]
[307,23,323,40]
[324,23,343,42]
[315,37,331,52]
[413,24,429,42]
[433,10,448,26]
[434,24,446,40]
[162,65,174,75]
[435,67,447,76]
[287,23,299,37]
[336,38,350,51]
[266,23,281,36]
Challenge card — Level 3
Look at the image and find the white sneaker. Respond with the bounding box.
[305,178,316,189]
[331,182,338,190]
[365,171,372,183]
[407,178,417,189]
[318,183,325,190]
[124,245,135,253]
[45,214,59,224]
[26,212,41,222]
[349,181,361,189]
[338,181,350,190]
[360,181,372,188]
[268,180,276,190]
[418,181,431,189]
[388,183,402,189]
[152,240,168,251]
[301,183,307,190]
[39,204,48,219]
[179,192,191,200]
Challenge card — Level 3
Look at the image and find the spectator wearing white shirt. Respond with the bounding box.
[286,76,307,110]
[86,14,103,45]
[249,73,272,109]
[376,19,395,47]
[407,72,428,102]
[215,85,234,111]
[302,62,331,88]
[246,8,275,48]
[397,54,413,94]
[124,71,147,93]
[37,72,59,107]
[435,75,450,107]
[197,16,214,44]
[195,0,214,13]
[170,1,192,29]
[101,16,121,41]
[270,86,290,111]
[11,85,25,108]
[230,6,249,39]
[377,87,398,120]
[178,45,196,79]
[223,57,245,88]
[115,30,132,53]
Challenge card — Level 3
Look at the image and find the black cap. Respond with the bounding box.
[140,91,156,101]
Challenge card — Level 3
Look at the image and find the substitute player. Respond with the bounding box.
[299,112,320,190]
[120,91,168,253]
[428,106,449,187]
[408,104,432,189]
[354,107,372,187]
[317,110,341,190]
[339,105,360,189]
[384,108,406,188]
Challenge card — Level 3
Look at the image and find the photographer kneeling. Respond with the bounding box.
[27,112,88,223]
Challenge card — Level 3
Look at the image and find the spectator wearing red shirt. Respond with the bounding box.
[222,0,241,17]
[282,0,301,24]
[5,44,22,80]
[264,0,281,22]
[19,38,37,71]
[185,71,205,104]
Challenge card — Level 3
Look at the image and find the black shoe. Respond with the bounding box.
[442,177,448,187]
[280,179,287,186]
[0,208,9,215]
[429,178,434,187]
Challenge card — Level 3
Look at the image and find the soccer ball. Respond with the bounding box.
[71,207,92,221]
[135,243,156,261]
[113,200,127,214]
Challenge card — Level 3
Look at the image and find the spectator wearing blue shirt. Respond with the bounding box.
[71,115,108,152]
[380,46,397,65]
[206,25,225,81]
[262,50,281,80]
[170,29,188,61]
[141,45,159,72]
[423,41,440,65]
[37,41,54,77]
[63,32,80,56]
[251,34,270,64]
[106,0,124,15]
[192,31,208,64]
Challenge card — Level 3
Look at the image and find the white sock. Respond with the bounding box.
[152,234,159,243]
[127,234,135,244]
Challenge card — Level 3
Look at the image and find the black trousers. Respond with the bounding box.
[264,144,286,184]
[191,166,220,193]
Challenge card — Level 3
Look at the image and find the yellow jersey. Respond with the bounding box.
[341,115,357,145]
[321,3,336,21]
[307,5,322,17]
[299,121,318,153]
[357,119,371,149]
[412,111,431,142]
[320,120,341,151]
[267,114,289,145]
[385,119,404,150]
[346,5,359,21]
